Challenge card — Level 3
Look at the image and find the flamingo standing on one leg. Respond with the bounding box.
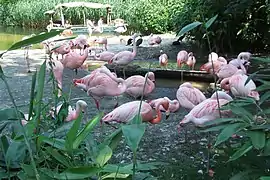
[50,100,88,122]
[220,70,260,100]
[176,82,206,110]
[108,33,139,79]
[125,72,155,99]
[177,50,188,68]
[186,52,196,70]
[178,91,233,128]
[102,99,170,127]
[148,97,180,113]
[60,45,89,74]
[159,52,169,69]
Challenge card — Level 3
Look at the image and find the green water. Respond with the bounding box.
[0,26,44,50]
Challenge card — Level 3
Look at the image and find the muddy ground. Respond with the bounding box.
[0,34,218,179]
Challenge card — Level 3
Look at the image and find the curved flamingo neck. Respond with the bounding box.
[220,78,230,90]
[149,100,167,124]
[132,36,137,57]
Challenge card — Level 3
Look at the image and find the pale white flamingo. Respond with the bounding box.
[108,33,139,79]
[148,33,162,46]
[159,52,168,69]
[178,91,233,128]
[125,72,155,99]
[220,70,260,100]
[102,99,170,126]
[186,52,196,70]
[148,97,180,113]
[50,100,88,122]
[177,50,188,68]
[176,82,206,109]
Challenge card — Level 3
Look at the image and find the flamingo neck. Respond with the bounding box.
[132,37,137,57]
[149,107,161,124]
[220,78,230,90]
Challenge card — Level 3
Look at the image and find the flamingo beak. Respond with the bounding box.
[165,110,170,119]
[108,59,113,64]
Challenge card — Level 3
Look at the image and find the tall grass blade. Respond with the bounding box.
[28,71,37,121]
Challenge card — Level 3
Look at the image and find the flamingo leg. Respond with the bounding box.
[113,96,119,109]
[123,66,126,79]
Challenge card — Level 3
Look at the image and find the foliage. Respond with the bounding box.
[0,30,163,179]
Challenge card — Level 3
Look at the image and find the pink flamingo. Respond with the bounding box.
[148,33,162,45]
[176,82,206,109]
[102,99,170,126]
[52,42,71,59]
[70,35,88,54]
[177,50,188,68]
[93,51,115,62]
[108,33,139,79]
[94,37,108,51]
[159,52,169,69]
[79,66,126,110]
[208,52,219,62]
[186,52,196,70]
[125,72,155,99]
[178,91,233,128]
[50,100,88,122]
[148,97,180,113]
[220,70,260,100]
[61,46,88,74]
[46,59,64,97]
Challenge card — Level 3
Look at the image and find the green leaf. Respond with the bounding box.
[28,72,37,121]
[73,113,103,149]
[230,170,256,180]
[124,161,167,171]
[248,131,265,149]
[228,141,253,162]
[5,140,27,169]
[0,135,9,155]
[49,121,75,138]
[251,57,270,63]
[204,14,218,29]
[262,139,270,156]
[45,147,72,168]
[245,71,258,85]
[21,164,36,177]
[0,108,25,121]
[214,123,247,147]
[101,173,129,179]
[65,112,83,151]
[95,145,112,167]
[260,176,270,180]
[0,30,63,57]
[59,166,100,179]
[102,128,123,151]
[230,106,253,123]
[122,124,146,152]
[102,164,133,174]
[37,136,66,151]
[177,21,202,37]
[259,91,270,105]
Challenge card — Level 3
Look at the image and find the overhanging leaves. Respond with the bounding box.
[177,21,202,37]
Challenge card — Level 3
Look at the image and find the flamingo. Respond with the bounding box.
[229,52,251,71]
[178,91,233,128]
[186,52,196,70]
[50,100,88,122]
[78,66,126,110]
[125,72,155,99]
[93,51,115,62]
[60,45,88,74]
[21,33,35,73]
[94,37,108,51]
[159,52,168,69]
[208,52,219,62]
[237,52,252,61]
[108,33,139,79]
[176,82,206,110]
[126,34,143,47]
[51,42,71,60]
[148,33,162,46]
[71,35,88,54]
[114,23,127,35]
[148,97,180,113]
[220,70,260,100]
[102,99,170,126]
[46,58,64,97]
[177,50,188,68]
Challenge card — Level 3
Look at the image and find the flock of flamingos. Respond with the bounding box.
[20,33,259,132]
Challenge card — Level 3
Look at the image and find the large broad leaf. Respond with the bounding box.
[95,145,112,167]
[124,161,168,171]
[59,166,100,179]
[37,135,66,151]
[228,141,253,162]
[49,121,75,139]
[0,108,25,121]
[65,113,83,151]
[230,170,260,180]
[245,71,258,85]
[72,113,103,149]
[200,124,229,132]
[102,128,123,151]
[248,131,265,149]
[28,72,37,121]
[45,147,72,168]
[260,176,270,180]
[201,118,236,127]
[101,173,129,179]
[251,57,270,63]
[102,164,133,174]
[177,21,202,37]
[122,124,146,152]
[0,30,63,57]
[204,14,218,29]
[5,140,27,169]
[214,123,247,147]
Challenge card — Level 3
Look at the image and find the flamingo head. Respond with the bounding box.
[108,58,113,64]
[147,72,155,83]
[77,100,88,113]
[248,91,260,101]
[160,98,170,119]
[177,116,190,132]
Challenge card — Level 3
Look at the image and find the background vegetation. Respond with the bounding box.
[0,0,269,53]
